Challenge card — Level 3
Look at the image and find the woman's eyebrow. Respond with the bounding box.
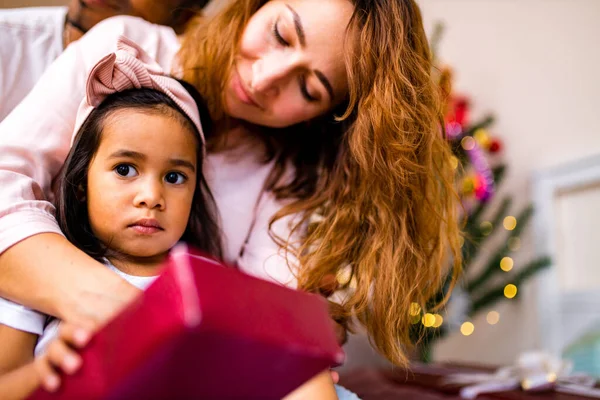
[285,4,335,101]
[285,4,306,46]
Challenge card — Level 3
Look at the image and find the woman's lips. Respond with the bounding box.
[233,69,261,109]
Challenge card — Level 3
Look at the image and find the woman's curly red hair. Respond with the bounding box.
[179,0,462,366]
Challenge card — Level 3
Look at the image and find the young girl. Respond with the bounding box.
[0,37,353,400]
[0,37,218,397]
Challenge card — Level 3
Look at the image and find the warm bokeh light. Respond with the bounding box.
[462,178,475,195]
[409,302,421,316]
[336,267,352,286]
[500,257,514,272]
[508,237,521,251]
[422,313,436,327]
[474,129,490,148]
[480,221,493,236]
[461,136,476,151]
[460,322,475,336]
[503,216,517,231]
[450,156,459,170]
[486,311,500,325]
[433,314,444,328]
[504,284,518,299]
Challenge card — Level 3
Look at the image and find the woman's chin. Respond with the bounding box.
[226,104,292,129]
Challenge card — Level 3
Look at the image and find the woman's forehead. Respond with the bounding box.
[272,0,355,96]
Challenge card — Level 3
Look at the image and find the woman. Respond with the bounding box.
[0,0,460,375]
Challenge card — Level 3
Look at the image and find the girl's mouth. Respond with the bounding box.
[129,219,164,235]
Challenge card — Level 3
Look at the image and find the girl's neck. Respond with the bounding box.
[107,253,167,277]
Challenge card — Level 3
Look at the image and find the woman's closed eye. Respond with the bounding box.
[272,20,318,102]
[164,171,187,185]
[272,19,289,47]
[299,75,318,102]
[114,164,138,178]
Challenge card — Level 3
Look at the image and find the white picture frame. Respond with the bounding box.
[533,154,600,356]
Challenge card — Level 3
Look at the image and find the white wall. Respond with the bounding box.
[416,0,600,365]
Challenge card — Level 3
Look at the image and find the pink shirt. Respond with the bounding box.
[0,16,299,334]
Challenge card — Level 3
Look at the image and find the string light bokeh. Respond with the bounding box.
[500,257,514,272]
[461,322,475,336]
[504,284,518,299]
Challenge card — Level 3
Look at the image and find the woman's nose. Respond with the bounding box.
[251,54,301,96]
[133,180,165,210]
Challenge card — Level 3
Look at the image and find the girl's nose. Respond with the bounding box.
[133,180,165,210]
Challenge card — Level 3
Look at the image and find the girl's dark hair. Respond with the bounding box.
[55,80,222,262]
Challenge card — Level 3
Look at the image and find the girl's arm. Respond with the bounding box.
[0,362,41,400]
[0,324,90,400]
[0,16,177,325]
[0,324,39,400]
[0,324,36,375]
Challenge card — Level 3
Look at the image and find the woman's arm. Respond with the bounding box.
[0,17,177,325]
[0,234,138,328]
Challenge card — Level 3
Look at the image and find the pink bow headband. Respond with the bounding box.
[73,35,204,148]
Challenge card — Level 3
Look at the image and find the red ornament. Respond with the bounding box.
[444,95,471,129]
[453,96,470,127]
[489,138,503,153]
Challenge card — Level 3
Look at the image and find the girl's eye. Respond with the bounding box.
[165,172,187,185]
[114,164,137,177]
[272,20,289,46]
[299,75,318,103]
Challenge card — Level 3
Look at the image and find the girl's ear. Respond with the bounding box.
[76,184,86,202]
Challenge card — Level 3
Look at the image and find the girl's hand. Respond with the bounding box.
[34,324,91,392]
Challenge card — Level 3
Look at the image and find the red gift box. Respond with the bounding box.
[30,244,344,399]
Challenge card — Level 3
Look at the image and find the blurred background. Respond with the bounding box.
[2,0,600,375]
[415,0,600,372]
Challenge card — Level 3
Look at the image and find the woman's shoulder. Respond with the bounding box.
[89,15,175,39]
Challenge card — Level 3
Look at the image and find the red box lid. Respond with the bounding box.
[30,244,344,399]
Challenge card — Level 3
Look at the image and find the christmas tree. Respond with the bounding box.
[410,24,552,362]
